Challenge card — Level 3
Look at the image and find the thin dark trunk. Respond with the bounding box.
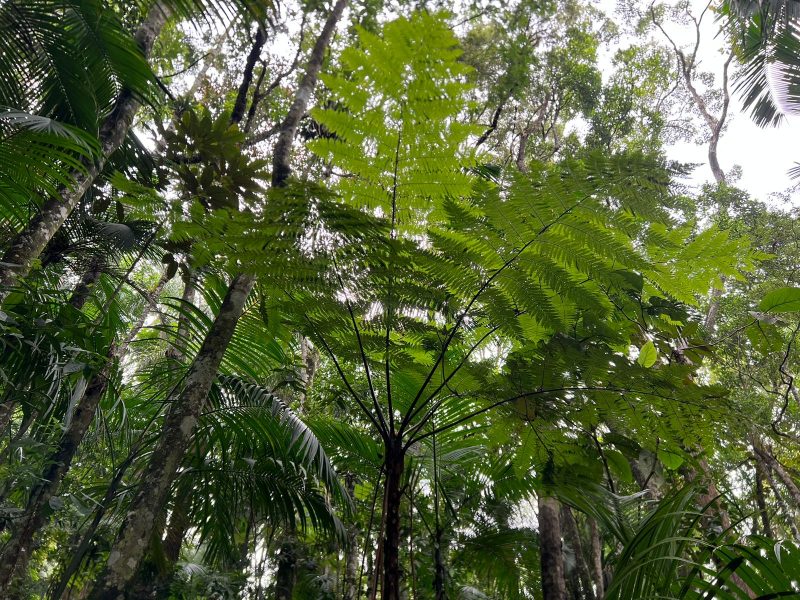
[344,475,359,600]
[538,495,566,600]
[381,439,404,600]
[48,451,135,600]
[0,349,115,593]
[433,525,446,600]
[274,539,298,600]
[754,460,773,537]
[87,273,254,600]
[69,258,104,310]
[0,3,170,293]
[231,26,268,125]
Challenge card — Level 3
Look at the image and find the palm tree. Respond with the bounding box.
[724,0,800,126]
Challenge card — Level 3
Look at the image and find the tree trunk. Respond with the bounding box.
[433,524,446,600]
[561,505,594,600]
[0,264,173,591]
[538,495,566,600]
[274,539,298,600]
[381,438,405,600]
[0,348,116,594]
[761,459,800,541]
[754,460,773,538]
[69,258,105,309]
[271,0,348,185]
[753,445,800,508]
[589,518,604,599]
[86,273,255,600]
[0,3,170,294]
[343,475,360,600]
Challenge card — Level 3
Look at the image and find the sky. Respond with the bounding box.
[605,0,800,204]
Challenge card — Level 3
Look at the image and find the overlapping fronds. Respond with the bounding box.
[0,0,156,130]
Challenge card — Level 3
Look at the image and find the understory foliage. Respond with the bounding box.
[2,1,800,599]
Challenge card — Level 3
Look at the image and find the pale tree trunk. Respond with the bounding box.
[86,272,255,600]
[538,495,566,600]
[561,506,594,600]
[589,518,604,599]
[270,0,348,185]
[759,456,800,541]
[85,1,349,593]
[0,2,171,294]
[0,268,172,592]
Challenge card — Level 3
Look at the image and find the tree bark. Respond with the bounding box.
[589,518,604,599]
[754,460,773,538]
[753,444,800,508]
[0,3,171,294]
[381,438,405,600]
[86,273,254,600]
[0,264,173,591]
[271,0,348,185]
[274,539,298,600]
[760,458,800,541]
[538,495,566,600]
[343,475,360,600]
[0,346,116,594]
[561,505,594,600]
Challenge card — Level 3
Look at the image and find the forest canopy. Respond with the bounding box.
[1,0,800,598]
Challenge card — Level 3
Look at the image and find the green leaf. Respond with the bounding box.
[657,448,684,470]
[637,341,658,368]
[758,287,800,312]
[605,449,634,483]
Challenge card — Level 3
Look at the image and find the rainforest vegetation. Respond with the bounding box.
[3,0,800,598]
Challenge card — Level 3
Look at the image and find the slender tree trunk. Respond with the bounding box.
[753,444,800,507]
[274,539,298,600]
[86,273,255,600]
[271,0,348,185]
[0,345,116,594]
[0,3,170,293]
[381,438,405,600]
[561,506,595,600]
[538,495,566,600]
[116,269,171,361]
[163,270,198,362]
[760,458,800,541]
[343,475,360,600]
[589,518,604,599]
[754,460,773,537]
[433,524,446,600]
[69,258,105,309]
[0,266,171,590]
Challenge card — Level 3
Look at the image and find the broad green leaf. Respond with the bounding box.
[758,287,800,312]
[605,449,634,483]
[657,448,684,470]
[637,341,658,368]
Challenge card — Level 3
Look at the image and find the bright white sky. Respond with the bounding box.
[603,0,800,204]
